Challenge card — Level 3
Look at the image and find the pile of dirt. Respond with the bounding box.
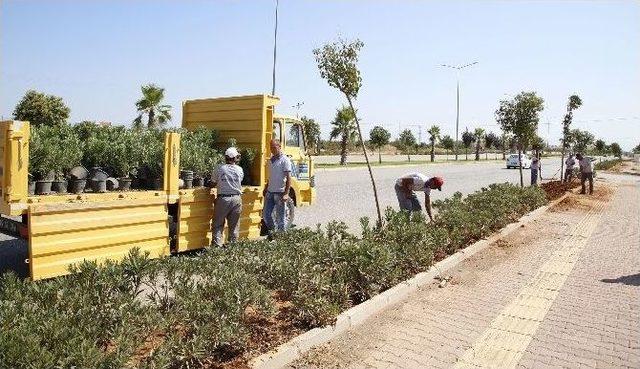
[541,180,579,201]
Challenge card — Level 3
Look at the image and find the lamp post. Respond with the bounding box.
[271,0,279,96]
[440,61,478,160]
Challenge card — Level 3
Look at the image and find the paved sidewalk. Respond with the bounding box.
[292,176,639,369]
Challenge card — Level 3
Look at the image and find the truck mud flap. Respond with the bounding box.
[28,198,170,280]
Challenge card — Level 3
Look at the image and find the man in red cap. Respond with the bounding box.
[395,173,444,221]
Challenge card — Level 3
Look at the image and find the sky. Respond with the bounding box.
[1,0,639,149]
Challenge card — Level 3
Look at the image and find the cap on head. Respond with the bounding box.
[225,147,240,159]
[431,176,444,191]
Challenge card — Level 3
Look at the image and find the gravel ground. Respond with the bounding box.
[297,157,563,232]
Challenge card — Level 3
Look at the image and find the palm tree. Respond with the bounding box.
[133,84,172,129]
[474,128,485,161]
[329,106,358,165]
[427,125,441,162]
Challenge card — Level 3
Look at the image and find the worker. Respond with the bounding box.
[211,147,244,247]
[530,156,541,186]
[395,173,444,221]
[576,153,594,195]
[564,154,576,182]
[263,139,292,233]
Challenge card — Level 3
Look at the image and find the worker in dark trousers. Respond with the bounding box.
[394,173,444,221]
[211,147,244,247]
[576,153,594,195]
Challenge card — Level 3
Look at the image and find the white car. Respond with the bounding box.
[506,154,532,169]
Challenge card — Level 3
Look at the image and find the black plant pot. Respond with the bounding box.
[193,177,204,187]
[52,180,68,194]
[183,179,193,189]
[106,178,119,191]
[70,166,89,180]
[119,177,132,191]
[90,179,107,193]
[28,181,36,195]
[180,170,194,181]
[35,180,53,195]
[90,167,109,181]
[69,179,86,194]
[150,177,163,190]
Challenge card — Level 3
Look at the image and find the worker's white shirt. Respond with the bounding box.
[396,173,432,194]
[565,157,576,169]
[579,158,593,173]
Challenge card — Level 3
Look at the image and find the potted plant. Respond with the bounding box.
[29,126,56,195]
[109,130,138,191]
[138,129,165,190]
[52,125,82,194]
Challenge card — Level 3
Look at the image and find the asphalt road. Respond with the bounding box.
[296,157,563,232]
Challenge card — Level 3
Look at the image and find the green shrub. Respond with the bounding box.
[0,183,548,366]
[594,159,622,171]
[180,128,223,178]
[29,125,82,180]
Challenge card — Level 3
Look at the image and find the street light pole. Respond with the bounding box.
[441,61,478,160]
[271,0,279,96]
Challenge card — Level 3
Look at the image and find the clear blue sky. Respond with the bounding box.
[1,0,638,149]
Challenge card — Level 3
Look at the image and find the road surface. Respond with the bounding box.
[297,158,563,232]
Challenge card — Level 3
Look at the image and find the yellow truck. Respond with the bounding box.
[0,94,315,280]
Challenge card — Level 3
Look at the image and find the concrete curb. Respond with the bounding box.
[250,192,570,369]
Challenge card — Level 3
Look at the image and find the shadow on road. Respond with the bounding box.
[601,274,640,287]
[0,238,29,278]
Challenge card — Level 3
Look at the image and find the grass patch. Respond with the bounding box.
[594,159,622,171]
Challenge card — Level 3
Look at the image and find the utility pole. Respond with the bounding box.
[271,0,279,96]
[291,102,304,118]
[440,61,478,160]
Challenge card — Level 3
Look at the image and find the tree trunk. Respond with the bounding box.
[407,153,410,162]
[518,147,524,188]
[430,142,435,162]
[485,151,488,160]
[346,96,382,227]
[475,142,480,161]
[560,146,565,182]
[147,109,155,129]
[445,149,448,161]
[465,148,468,161]
[378,149,382,164]
[340,134,348,165]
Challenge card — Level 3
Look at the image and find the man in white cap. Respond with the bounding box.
[211,147,244,247]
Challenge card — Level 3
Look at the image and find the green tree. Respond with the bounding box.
[461,129,475,161]
[133,84,172,129]
[314,38,383,225]
[484,132,498,160]
[427,125,441,162]
[474,128,485,161]
[594,139,607,155]
[496,91,545,187]
[570,129,594,154]
[13,90,70,127]
[633,143,640,154]
[531,135,545,158]
[441,135,454,161]
[560,95,582,180]
[329,106,358,166]
[398,129,417,162]
[300,116,321,154]
[369,126,391,164]
[609,142,623,158]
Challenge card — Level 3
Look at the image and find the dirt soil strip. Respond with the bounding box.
[250,192,573,369]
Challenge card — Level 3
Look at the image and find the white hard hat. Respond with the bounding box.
[225,147,240,158]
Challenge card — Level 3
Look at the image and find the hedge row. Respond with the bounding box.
[0,183,547,368]
[593,158,622,171]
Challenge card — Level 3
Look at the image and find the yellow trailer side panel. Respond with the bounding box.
[28,198,170,280]
[176,187,263,252]
[0,121,30,216]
